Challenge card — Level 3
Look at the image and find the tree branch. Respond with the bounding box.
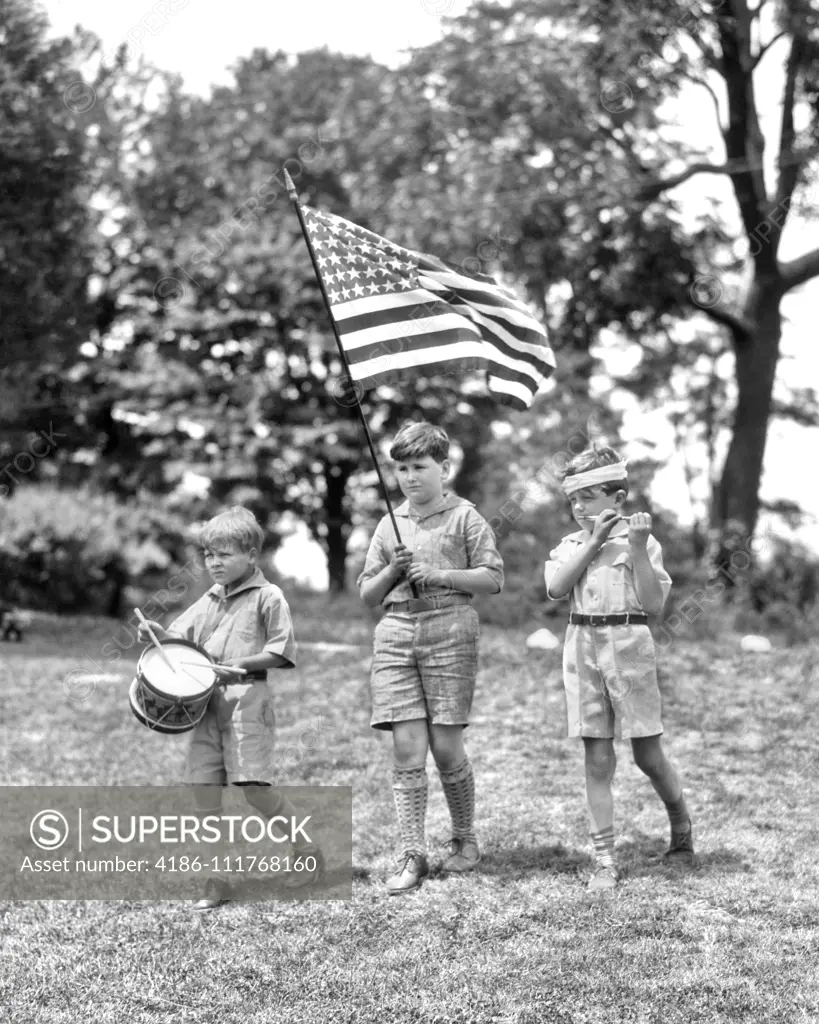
[717,5,775,272]
[751,30,788,69]
[633,159,748,202]
[700,301,754,343]
[687,72,725,132]
[774,36,804,213]
[780,246,819,292]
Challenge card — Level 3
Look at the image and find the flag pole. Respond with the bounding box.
[283,170,417,593]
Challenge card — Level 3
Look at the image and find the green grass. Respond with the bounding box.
[1,599,818,1024]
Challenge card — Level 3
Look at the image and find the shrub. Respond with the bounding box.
[0,486,190,614]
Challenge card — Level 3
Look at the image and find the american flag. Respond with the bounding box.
[301,205,555,410]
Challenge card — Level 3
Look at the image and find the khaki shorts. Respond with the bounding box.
[369,605,480,731]
[187,681,276,784]
[562,623,663,739]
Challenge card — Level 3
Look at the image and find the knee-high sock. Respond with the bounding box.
[591,825,615,869]
[663,791,691,836]
[392,764,428,857]
[439,758,476,844]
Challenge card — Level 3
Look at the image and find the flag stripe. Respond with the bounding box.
[446,293,549,336]
[338,313,478,352]
[337,300,460,335]
[347,337,547,388]
[339,296,552,373]
[343,325,479,362]
[352,359,535,412]
[354,357,533,407]
[330,289,440,322]
[426,275,538,318]
[450,299,553,354]
[419,256,541,319]
[352,343,487,382]
[339,315,548,385]
[335,292,552,368]
[453,304,557,368]
[487,377,535,409]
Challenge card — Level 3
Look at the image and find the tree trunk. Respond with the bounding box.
[454,411,492,504]
[326,534,348,593]
[324,461,353,593]
[710,278,783,580]
[105,559,128,618]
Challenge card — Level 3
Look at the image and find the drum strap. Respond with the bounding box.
[197,595,230,650]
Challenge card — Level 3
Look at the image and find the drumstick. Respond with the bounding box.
[134,607,178,676]
[178,659,247,676]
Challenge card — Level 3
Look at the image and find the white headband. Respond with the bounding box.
[562,462,628,496]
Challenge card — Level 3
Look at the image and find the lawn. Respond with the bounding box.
[0,596,817,1024]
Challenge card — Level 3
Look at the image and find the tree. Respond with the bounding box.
[0,0,99,479]
[587,0,819,568]
[393,0,819,575]
[686,0,819,567]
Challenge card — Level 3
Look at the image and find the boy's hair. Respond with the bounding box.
[563,443,629,497]
[390,421,450,464]
[199,506,264,553]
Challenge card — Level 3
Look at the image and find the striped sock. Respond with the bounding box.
[664,792,691,836]
[392,764,428,857]
[591,825,615,869]
[439,758,476,844]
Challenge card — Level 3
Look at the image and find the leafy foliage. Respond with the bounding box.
[0,1,98,464]
[0,486,190,613]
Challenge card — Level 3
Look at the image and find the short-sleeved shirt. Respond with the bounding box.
[543,522,671,613]
[167,567,296,670]
[356,492,504,607]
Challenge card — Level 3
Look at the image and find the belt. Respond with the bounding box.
[386,594,473,614]
[219,670,267,686]
[569,613,648,626]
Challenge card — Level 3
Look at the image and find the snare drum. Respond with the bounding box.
[129,640,217,734]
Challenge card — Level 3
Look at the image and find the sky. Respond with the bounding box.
[40,0,472,85]
[39,0,819,585]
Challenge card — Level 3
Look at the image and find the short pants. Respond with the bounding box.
[187,681,277,784]
[562,623,663,739]
[369,605,480,730]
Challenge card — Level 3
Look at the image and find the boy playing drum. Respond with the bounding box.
[138,505,322,910]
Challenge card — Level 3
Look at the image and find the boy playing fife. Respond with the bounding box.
[358,422,504,895]
[544,445,695,891]
[138,506,321,910]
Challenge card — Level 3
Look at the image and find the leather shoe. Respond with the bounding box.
[664,826,697,868]
[191,877,230,911]
[443,837,481,872]
[587,864,618,892]
[386,853,429,895]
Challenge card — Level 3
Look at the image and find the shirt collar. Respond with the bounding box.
[394,492,474,520]
[206,566,269,600]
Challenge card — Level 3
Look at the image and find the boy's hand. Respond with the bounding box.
[589,509,621,546]
[136,620,168,643]
[214,662,247,679]
[628,512,652,550]
[389,543,413,578]
[406,561,450,589]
